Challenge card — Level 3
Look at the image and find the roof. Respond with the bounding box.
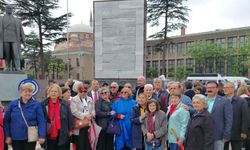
[68,24,93,33]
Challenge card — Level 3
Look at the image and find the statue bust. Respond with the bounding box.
[0,4,25,71]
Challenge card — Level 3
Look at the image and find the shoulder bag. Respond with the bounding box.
[19,101,38,142]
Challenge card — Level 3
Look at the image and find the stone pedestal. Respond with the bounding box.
[0,71,27,101]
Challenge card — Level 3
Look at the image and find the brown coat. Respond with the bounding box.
[142,110,167,150]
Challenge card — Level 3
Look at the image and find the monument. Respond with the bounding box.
[0,5,27,102]
[0,4,25,71]
[94,0,146,81]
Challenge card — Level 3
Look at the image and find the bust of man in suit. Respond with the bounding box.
[0,4,25,71]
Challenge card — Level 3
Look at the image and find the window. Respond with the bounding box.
[216,59,225,75]
[152,61,158,69]
[146,61,151,68]
[168,44,175,55]
[177,59,184,67]
[206,39,214,44]
[186,58,193,68]
[177,43,185,54]
[76,57,80,67]
[168,60,175,69]
[186,41,194,50]
[216,38,225,48]
[152,46,159,55]
[240,36,248,48]
[228,37,237,48]
[146,46,151,55]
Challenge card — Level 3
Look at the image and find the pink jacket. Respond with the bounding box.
[0,107,4,150]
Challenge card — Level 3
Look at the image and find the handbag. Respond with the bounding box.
[146,138,161,147]
[106,116,120,135]
[74,117,90,129]
[19,101,38,142]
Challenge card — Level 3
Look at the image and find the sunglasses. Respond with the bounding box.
[78,87,88,93]
[101,92,108,95]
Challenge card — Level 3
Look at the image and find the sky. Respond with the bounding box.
[32,0,250,37]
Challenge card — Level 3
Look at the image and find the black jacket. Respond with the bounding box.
[95,99,113,130]
[132,86,144,100]
[41,98,73,146]
[230,96,249,140]
[185,110,214,150]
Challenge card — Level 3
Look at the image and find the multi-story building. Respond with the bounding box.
[53,23,94,80]
[146,27,250,79]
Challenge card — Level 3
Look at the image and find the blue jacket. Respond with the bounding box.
[112,97,137,150]
[166,103,190,143]
[4,98,46,140]
[210,95,233,141]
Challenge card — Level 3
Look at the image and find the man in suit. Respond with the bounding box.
[0,4,25,71]
[87,80,100,104]
[206,81,233,150]
[152,78,169,112]
[223,82,249,150]
[133,76,146,100]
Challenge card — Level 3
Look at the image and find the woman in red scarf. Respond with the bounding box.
[142,99,167,150]
[41,84,73,150]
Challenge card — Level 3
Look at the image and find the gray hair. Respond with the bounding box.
[100,87,110,94]
[110,81,119,88]
[144,84,153,89]
[192,94,208,109]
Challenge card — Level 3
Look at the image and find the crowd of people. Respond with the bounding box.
[0,76,250,150]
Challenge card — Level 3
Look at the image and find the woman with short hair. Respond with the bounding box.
[4,83,46,150]
[70,82,95,150]
[142,99,167,150]
[112,87,137,150]
[185,94,214,150]
[167,94,190,150]
[41,84,73,150]
[96,87,115,150]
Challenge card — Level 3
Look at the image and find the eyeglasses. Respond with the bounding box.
[110,86,116,89]
[78,87,88,93]
[121,91,128,94]
[101,92,108,95]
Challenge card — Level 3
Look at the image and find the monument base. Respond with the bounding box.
[0,71,27,101]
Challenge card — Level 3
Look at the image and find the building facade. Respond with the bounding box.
[146,26,250,79]
[53,23,94,80]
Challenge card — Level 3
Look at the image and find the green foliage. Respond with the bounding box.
[48,58,66,80]
[147,0,190,39]
[187,37,250,76]
[146,67,158,79]
[170,67,191,81]
[12,0,72,79]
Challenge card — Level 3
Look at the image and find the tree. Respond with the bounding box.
[146,67,158,79]
[187,38,250,76]
[147,0,189,76]
[48,58,66,80]
[13,0,71,79]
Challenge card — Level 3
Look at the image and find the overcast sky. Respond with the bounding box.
[57,0,250,36]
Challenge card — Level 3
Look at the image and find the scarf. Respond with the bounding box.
[147,112,156,133]
[169,104,177,116]
[48,98,61,139]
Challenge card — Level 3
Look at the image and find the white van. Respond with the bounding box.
[186,73,226,84]
[223,76,250,86]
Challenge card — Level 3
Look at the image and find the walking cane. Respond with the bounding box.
[169,128,184,150]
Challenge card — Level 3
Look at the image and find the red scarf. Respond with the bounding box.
[147,112,156,133]
[48,98,61,139]
[169,105,177,116]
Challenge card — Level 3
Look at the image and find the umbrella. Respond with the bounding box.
[88,120,102,150]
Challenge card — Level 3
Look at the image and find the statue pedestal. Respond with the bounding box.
[0,71,27,101]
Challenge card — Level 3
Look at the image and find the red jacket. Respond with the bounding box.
[0,107,4,150]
